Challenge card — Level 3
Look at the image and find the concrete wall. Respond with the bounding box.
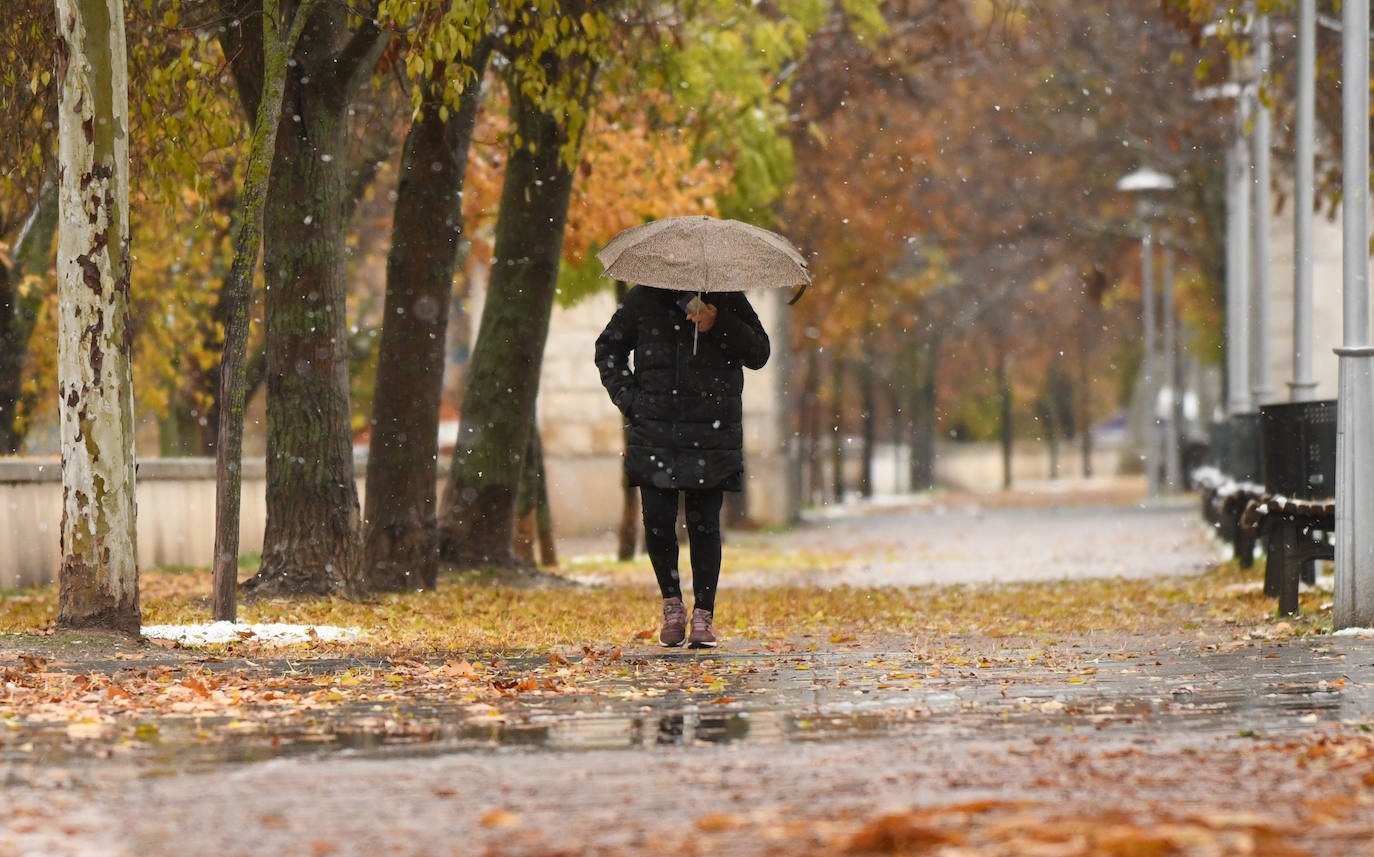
[1265,193,1344,401]
[0,291,797,588]
[805,440,1124,499]
[0,458,372,590]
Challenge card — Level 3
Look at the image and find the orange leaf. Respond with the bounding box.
[480,810,520,828]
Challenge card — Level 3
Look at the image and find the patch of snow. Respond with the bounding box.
[141,622,363,645]
[1332,627,1374,637]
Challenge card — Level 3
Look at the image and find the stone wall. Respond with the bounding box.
[0,290,797,588]
[0,457,278,589]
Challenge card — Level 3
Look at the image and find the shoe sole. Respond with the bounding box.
[660,639,685,648]
[687,639,718,649]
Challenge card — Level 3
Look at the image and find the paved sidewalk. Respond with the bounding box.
[741,490,1222,586]
[8,487,1374,857]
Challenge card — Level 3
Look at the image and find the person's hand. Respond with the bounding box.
[688,302,718,332]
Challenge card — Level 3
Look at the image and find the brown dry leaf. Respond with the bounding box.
[696,813,747,832]
[633,628,655,640]
[548,652,572,666]
[440,660,479,679]
[845,813,961,854]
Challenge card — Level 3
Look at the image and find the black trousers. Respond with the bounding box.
[639,485,724,613]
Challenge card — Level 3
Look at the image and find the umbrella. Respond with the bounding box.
[596,214,811,352]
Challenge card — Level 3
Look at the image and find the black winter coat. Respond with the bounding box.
[595,286,770,492]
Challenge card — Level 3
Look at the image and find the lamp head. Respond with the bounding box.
[1116,167,1177,193]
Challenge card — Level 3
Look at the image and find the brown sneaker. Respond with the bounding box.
[688,608,718,648]
[659,597,687,647]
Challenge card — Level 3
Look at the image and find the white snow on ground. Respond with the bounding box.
[1333,627,1374,638]
[140,622,363,645]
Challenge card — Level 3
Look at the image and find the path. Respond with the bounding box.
[8,488,1374,857]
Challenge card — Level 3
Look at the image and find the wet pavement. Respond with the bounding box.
[6,635,1374,767]
[735,490,1222,585]
[8,491,1374,856]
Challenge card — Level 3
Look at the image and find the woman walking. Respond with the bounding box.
[595,285,770,647]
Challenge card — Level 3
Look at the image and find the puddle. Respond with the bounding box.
[5,642,1374,771]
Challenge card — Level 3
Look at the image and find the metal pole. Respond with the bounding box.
[1142,223,1159,499]
[1291,0,1319,401]
[1335,0,1374,628]
[1163,241,1181,492]
[1226,95,1253,416]
[1251,12,1275,407]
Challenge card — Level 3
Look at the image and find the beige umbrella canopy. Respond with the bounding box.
[596,215,811,294]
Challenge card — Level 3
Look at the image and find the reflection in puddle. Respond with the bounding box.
[5,645,1370,771]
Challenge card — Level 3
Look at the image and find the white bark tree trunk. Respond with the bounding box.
[54,0,140,633]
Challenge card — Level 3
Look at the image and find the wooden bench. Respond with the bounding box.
[1193,465,1264,568]
[1239,399,1337,616]
[1240,494,1334,615]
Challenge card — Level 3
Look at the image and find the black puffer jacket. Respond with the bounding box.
[595,286,770,491]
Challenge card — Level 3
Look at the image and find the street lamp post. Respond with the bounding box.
[1334,0,1374,628]
[1251,11,1275,407]
[1226,66,1254,416]
[1162,241,1181,491]
[1290,0,1319,402]
[1117,167,1177,499]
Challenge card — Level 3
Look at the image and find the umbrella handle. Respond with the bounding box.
[693,290,700,354]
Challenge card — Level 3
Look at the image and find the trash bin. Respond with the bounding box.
[1226,411,1262,483]
[1206,420,1226,470]
[1259,399,1337,499]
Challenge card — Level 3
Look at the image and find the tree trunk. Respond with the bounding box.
[801,348,822,503]
[513,429,538,566]
[998,351,1013,491]
[361,46,490,592]
[54,0,140,634]
[1047,362,1072,482]
[889,384,903,494]
[1078,328,1094,478]
[534,436,556,567]
[908,342,937,492]
[211,0,314,621]
[437,83,576,568]
[1045,399,1059,480]
[858,352,875,499]
[0,176,58,454]
[243,76,359,597]
[514,424,556,566]
[829,355,845,503]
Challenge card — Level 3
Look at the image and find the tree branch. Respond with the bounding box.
[215,0,266,120]
[322,1,388,106]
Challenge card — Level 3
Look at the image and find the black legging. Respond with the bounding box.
[639,485,724,613]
